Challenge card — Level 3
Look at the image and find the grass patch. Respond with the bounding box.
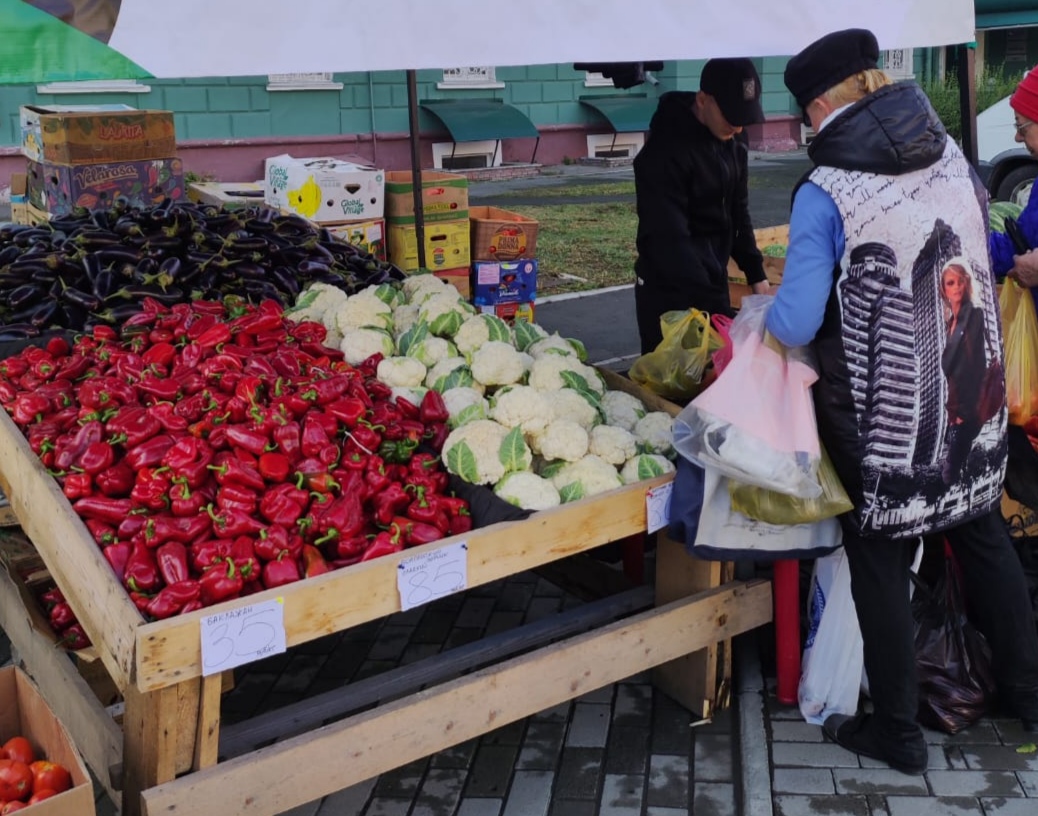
[508,200,637,295]
[495,181,635,199]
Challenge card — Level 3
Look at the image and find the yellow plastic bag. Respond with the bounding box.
[629,309,722,401]
[728,444,853,525]
[1001,280,1038,425]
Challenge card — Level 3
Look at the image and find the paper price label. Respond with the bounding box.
[646,482,673,534]
[200,598,286,676]
[397,541,468,611]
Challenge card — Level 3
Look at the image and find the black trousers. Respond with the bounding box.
[842,506,1038,740]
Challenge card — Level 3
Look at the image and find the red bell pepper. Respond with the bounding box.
[103,542,132,581]
[199,558,244,605]
[148,402,189,433]
[63,471,93,501]
[106,406,162,448]
[122,434,177,471]
[77,441,115,475]
[48,601,76,631]
[372,482,412,527]
[258,451,291,483]
[61,622,92,650]
[95,461,135,497]
[262,551,301,589]
[406,488,450,534]
[207,504,265,538]
[225,425,270,457]
[55,420,103,471]
[208,452,265,491]
[142,341,177,369]
[156,541,190,585]
[146,580,201,620]
[301,544,332,578]
[73,497,133,525]
[230,536,261,583]
[325,397,367,429]
[361,529,404,561]
[391,516,445,547]
[420,390,450,424]
[124,541,161,593]
[216,484,259,515]
[136,375,182,402]
[145,514,212,547]
[130,467,172,511]
[85,518,117,547]
[273,421,302,461]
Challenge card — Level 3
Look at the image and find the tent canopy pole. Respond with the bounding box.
[407,69,426,270]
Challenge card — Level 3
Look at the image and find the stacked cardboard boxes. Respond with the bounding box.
[264,155,387,260]
[384,171,471,297]
[18,104,182,221]
[469,206,540,324]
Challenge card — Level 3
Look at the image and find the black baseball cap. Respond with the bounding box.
[700,58,765,127]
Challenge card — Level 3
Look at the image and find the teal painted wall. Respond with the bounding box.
[0,61,805,150]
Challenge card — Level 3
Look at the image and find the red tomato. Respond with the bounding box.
[29,762,70,795]
[0,740,33,767]
[27,789,57,804]
[0,760,32,802]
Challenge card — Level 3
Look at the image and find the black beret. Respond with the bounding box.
[784,28,880,108]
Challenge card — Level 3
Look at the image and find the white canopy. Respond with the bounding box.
[1,0,976,83]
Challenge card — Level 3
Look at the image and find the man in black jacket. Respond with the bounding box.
[633,58,769,354]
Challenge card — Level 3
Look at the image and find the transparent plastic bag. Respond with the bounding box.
[1001,280,1038,425]
[727,444,853,525]
[673,296,823,499]
[629,308,722,401]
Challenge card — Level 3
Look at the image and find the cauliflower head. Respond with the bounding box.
[426,357,479,393]
[334,291,393,333]
[528,333,588,361]
[512,320,550,352]
[547,388,600,431]
[340,327,395,366]
[588,424,639,466]
[550,454,623,502]
[494,471,561,511]
[418,292,473,337]
[402,273,450,302]
[442,387,489,429]
[392,303,421,338]
[527,355,604,394]
[634,412,676,459]
[442,421,532,485]
[286,283,348,325]
[620,454,676,484]
[470,341,526,388]
[411,336,457,368]
[489,385,551,435]
[601,390,648,432]
[377,356,427,389]
[529,419,589,462]
[454,314,514,356]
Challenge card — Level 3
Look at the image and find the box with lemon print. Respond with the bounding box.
[264,154,384,224]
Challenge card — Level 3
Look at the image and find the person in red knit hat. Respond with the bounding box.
[990,65,1038,287]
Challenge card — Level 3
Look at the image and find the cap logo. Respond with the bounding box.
[743,79,757,100]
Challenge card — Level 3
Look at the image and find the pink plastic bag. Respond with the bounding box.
[711,314,734,374]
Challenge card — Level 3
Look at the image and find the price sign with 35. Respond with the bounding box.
[397,541,469,611]
[200,598,287,676]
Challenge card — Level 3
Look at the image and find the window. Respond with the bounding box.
[586,132,644,160]
[584,72,615,88]
[432,140,502,170]
[437,67,504,90]
[36,79,151,94]
[882,49,914,80]
[267,73,343,91]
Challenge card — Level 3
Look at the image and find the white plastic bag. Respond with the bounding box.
[673,296,823,499]
[691,465,842,562]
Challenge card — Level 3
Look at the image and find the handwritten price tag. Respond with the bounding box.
[200,598,286,676]
[397,541,468,612]
[646,482,673,534]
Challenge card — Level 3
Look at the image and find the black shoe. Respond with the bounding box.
[823,713,927,775]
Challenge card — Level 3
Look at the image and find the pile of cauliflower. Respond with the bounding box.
[287,274,677,511]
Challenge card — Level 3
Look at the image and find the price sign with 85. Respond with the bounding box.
[397,541,469,611]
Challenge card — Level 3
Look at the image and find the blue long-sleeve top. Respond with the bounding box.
[764,182,845,347]
[990,192,1038,278]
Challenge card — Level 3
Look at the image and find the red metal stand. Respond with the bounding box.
[773,558,800,705]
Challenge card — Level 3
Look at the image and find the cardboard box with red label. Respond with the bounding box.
[325,218,387,261]
[433,268,471,300]
[385,171,469,223]
[387,218,470,272]
[472,259,538,306]
[479,301,535,326]
[20,104,176,165]
[469,206,539,261]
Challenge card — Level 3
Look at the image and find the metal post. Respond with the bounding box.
[957,43,978,169]
[406,69,426,270]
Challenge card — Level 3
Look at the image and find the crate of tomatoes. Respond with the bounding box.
[0,666,92,815]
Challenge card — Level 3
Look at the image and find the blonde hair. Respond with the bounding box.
[940,261,974,314]
[821,69,894,108]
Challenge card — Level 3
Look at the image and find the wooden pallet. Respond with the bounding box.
[0,371,772,816]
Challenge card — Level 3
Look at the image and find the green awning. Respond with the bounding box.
[976,0,1038,28]
[580,95,656,133]
[420,99,538,142]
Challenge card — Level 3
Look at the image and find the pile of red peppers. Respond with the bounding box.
[0,296,469,621]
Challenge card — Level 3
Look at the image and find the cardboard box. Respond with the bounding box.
[478,301,535,326]
[432,267,471,300]
[188,181,267,210]
[325,218,387,261]
[387,218,470,272]
[0,666,95,816]
[264,155,385,223]
[469,205,539,261]
[21,104,176,165]
[27,157,185,216]
[472,259,538,305]
[385,170,469,223]
[9,172,28,227]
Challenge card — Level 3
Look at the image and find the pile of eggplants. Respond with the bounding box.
[0,199,405,340]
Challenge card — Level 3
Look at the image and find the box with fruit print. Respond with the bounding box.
[26,157,184,217]
[478,300,535,325]
[471,259,538,306]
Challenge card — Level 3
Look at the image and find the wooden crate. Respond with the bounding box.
[0,372,771,816]
[728,224,788,309]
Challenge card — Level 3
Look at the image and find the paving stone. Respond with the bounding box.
[495,581,536,611]
[456,597,497,629]
[411,768,468,816]
[613,683,652,726]
[771,768,835,794]
[646,754,689,810]
[831,768,930,795]
[771,740,862,768]
[412,609,458,643]
[767,699,806,721]
[524,596,563,622]
[961,744,1038,771]
[605,725,651,775]
[865,794,891,816]
[566,702,611,747]
[770,721,825,742]
[482,721,526,746]
[443,627,484,650]
[315,777,377,815]
[651,695,692,755]
[532,701,572,722]
[926,770,1024,797]
[884,796,985,816]
[859,744,950,772]
[923,722,1002,745]
[645,808,688,816]
[430,739,479,770]
[693,734,733,781]
[353,659,396,681]
[373,758,428,798]
[979,799,1038,815]
[465,744,520,797]
[773,794,870,816]
[364,798,413,816]
[317,643,370,681]
[946,746,969,770]
[692,782,736,816]
[484,610,524,637]
[576,684,614,704]
[548,801,596,816]
[554,747,604,799]
[992,719,1038,743]
[400,642,443,665]
[517,721,566,770]
[599,773,645,816]
[271,653,328,694]
[501,770,553,816]
[694,706,734,736]
[455,799,502,816]
[292,632,344,655]
[534,577,565,597]
[1017,770,1038,795]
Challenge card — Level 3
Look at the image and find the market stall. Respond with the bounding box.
[0,3,977,815]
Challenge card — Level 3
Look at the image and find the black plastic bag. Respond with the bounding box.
[911,558,997,734]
